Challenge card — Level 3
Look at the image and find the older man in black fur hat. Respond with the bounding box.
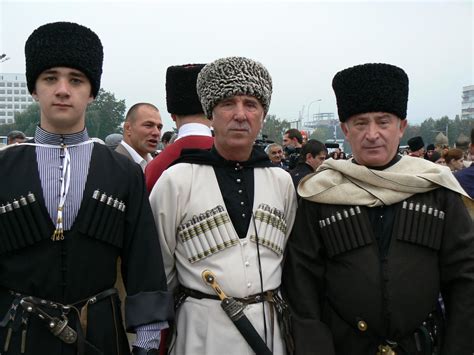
[0,22,173,355]
[283,63,474,355]
[149,57,297,355]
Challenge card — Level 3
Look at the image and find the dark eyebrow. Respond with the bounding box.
[41,69,58,75]
[39,69,87,78]
[243,97,259,104]
[143,120,163,129]
[69,71,87,78]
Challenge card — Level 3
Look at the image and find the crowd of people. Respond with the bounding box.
[401,135,473,174]
[0,20,473,355]
[262,129,474,199]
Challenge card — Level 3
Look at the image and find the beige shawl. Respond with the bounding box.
[298,155,469,207]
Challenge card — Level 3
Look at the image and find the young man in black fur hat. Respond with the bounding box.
[283,63,474,355]
[0,22,173,355]
[145,64,213,193]
[149,57,297,354]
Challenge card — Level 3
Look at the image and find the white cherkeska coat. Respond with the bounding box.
[149,162,297,355]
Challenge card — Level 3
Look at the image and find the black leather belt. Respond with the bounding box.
[2,288,118,355]
[12,287,118,310]
[174,286,294,354]
[179,285,274,304]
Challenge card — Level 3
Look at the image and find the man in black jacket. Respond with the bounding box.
[283,63,474,355]
[289,139,327,190]
[283,128,303,170]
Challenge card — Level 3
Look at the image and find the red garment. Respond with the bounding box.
[159,329,169,355]
[145,135,214,192]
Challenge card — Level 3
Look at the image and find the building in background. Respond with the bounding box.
[0,73,34,124]
[462,85,474,120]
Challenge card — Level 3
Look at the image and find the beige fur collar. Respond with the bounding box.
[298,155,468,207]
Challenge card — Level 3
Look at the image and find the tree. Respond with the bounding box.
[435,116,451,143]
[86,88,126,139]
[418,117,436,145]
[13,103,41,136]
[0,123,19,136]
[262,114,291,143]
[407,116,474,148]
[455,115,474,143]
[401,123,421,145]
[310,125,333,142]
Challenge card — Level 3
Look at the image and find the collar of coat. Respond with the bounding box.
[298,155,469,207]
[174,145,274,168]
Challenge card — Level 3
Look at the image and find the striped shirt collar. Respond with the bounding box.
[35,125,90,146]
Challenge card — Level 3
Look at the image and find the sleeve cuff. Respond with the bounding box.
[132,322,169,349]
[125,290,174,332]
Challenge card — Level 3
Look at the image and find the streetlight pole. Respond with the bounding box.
[307,99,322,121]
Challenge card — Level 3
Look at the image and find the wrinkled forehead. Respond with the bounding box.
[219,94,262,104]
[346,111,401,123]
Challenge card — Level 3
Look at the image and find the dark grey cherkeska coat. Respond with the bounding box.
[283,187,474,355]
[0,143,173,355]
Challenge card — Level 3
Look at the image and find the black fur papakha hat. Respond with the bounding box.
[332,63,409,122]
[407,136,425,151]
[166,64,206,116]
[25,22,103,97]
[196,57,272,118]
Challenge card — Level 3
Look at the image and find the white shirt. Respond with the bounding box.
[176,123,212,140]
[120,141,153,172]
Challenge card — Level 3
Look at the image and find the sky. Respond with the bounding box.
[0,0,473,132]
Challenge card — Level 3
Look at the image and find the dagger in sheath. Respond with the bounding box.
[201,269,272,355]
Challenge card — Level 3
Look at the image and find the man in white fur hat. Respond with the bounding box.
[149,56,297,355]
